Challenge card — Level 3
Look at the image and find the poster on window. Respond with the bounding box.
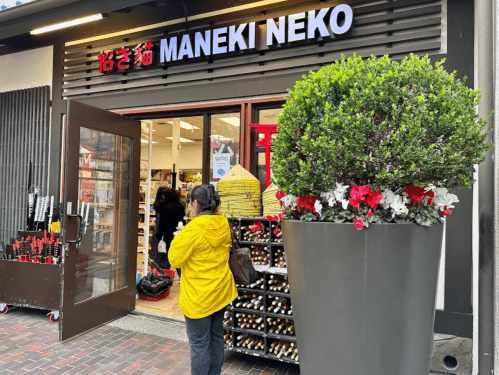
[213,153,231,179]
[0,0,35,11]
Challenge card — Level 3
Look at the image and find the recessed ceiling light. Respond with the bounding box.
[141,139,158,144]
[218,117,240,127]
[165,120,200,130]
[166,137,195,143]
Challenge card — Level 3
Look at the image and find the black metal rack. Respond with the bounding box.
[224,218,299,365]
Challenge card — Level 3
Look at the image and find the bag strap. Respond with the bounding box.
[230,225,241,250]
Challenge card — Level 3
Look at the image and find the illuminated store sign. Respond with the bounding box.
[160,4,353,63]
[98,4,353,74]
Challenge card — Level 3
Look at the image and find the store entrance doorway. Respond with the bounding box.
[136,111,241,319]
[61,101,141,341]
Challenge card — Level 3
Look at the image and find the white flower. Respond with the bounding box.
[425,184,436,192]
[379,189,396,210]
[432,188,459,209]
[341,199,349,210]
[281,194,297,209]
[333,182,349,201]
[320,190,334,200]
[320,191,335,205]
[328,197,336,207]
[390,195,409,217]
[314,200,323,215]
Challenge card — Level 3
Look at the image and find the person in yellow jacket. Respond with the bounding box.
[169,184,238,375]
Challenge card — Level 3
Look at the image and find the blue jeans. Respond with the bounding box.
[184,308,226,375]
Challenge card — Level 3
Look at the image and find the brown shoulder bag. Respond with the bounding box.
[229,227,259,285]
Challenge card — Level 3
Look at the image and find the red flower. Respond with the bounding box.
[427,198,433,206]
[351,185,370,202]
[297,196,320,214]
[353,218,365,230]
[251,222,265,232]
[405,184,427,204]
[349,199,360,209]
[366,190,383,209]
[367,211,372,218]
[266,215,278,221]
[276,191,286,200]
[426,190,435,198]
[273,228,279,235]
[440,206,452,217]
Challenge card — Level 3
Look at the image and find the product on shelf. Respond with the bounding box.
[262,183,283,218]
[235,276,264,290]
[251,245,269,265]
[235,313,264,331]
[10,231,61,264]
[267,317,295,335]
[218,164,262,218]
[268,274,289,293]
[271,223,283,243]
[267,296,293,315]
[223,330,233,347]
[272,247,287,268]
[223,310,233,327]
[242,222,269,242]
[236,334,264,350]
[231,293,264,311]
[268,339,298,360]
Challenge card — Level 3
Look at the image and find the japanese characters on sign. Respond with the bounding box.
[98,42,155,73]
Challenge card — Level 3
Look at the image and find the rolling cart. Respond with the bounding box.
[0,231,61,324]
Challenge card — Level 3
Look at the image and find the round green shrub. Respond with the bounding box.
[272,54,492,196]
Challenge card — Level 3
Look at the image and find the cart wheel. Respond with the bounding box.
[0,305,8,315]
[49,313,59,324]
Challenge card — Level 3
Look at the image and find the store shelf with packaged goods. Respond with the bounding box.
[227,217,298,366]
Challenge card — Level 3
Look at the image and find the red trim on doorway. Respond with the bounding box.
[115,96,287,116]
[245,102,253,171]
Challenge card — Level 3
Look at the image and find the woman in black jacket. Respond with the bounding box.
[151,187,186,278]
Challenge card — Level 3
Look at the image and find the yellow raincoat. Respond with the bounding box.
[169,214,238,319]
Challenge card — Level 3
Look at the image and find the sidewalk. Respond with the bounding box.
[0,307,300,375]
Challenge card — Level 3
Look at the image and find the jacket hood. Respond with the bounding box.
[191,215,229,247]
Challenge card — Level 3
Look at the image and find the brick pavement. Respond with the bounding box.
[0,307,300,375]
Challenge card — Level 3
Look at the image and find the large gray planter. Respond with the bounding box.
[282,221,443,375]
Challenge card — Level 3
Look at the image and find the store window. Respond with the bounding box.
[210,112,241,182]
[140,116,203,203]
[254,107,284,191]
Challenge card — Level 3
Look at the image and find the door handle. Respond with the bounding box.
[67,214,84,244]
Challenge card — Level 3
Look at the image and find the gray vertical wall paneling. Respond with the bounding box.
[42,88,48,192]
[12,91,18,234]
[21,89,28,232]
[0,87,50,244]
[0,92,6,240]
[8,92,14,239]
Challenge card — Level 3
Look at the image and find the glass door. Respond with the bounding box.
[61,101,140,341]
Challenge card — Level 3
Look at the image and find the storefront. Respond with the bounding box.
[0,0,488,372]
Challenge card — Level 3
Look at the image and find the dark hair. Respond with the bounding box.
[154,187,181,211]
[191,185,220,214]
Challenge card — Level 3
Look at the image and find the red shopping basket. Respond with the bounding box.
[139,289,171,301]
